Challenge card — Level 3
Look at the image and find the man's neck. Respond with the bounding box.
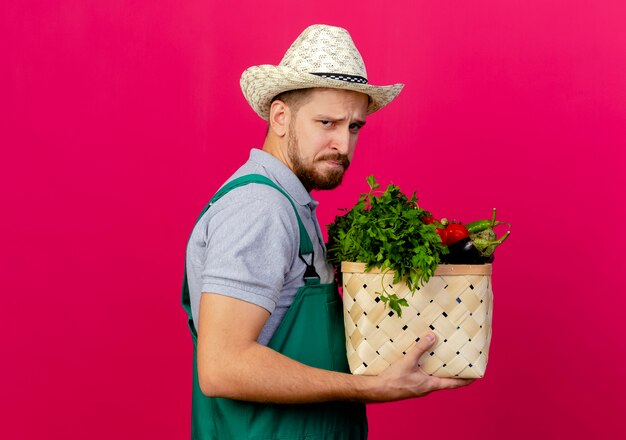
[262,138,293,174]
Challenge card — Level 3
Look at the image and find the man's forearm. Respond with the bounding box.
[198,340,381,404]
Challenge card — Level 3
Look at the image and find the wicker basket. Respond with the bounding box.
[341,262,493,379]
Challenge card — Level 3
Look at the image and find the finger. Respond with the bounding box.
[429,376,475,390]
[405,332,436,364]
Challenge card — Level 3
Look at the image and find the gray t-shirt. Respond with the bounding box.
[185,149,334,345]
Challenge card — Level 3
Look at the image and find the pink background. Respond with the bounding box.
[2,1,625,438]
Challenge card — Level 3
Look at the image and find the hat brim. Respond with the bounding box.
[240,65,404,120]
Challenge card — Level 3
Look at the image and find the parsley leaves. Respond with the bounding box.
[327,176,448,316]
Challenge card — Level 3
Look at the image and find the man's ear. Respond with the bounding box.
[268,100,290,137]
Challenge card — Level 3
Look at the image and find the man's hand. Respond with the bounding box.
[368,332,474,402]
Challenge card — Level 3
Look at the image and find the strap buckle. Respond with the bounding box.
[299,252,320,285]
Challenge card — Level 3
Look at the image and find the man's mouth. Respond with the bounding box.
[319,155,350,170]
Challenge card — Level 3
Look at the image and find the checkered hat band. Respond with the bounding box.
[310,72,368,84]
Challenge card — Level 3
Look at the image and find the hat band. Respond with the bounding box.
[310,72,368,84]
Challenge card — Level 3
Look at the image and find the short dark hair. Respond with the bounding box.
[266,89,315,134]
[270,88,315,115]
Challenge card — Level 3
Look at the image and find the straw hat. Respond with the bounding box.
[240,24,404,120]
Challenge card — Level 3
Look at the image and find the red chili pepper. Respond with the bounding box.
[443,222,470,246]
[422,215,436,225]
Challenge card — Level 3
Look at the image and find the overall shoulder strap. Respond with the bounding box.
[210,174,314,256]
[182,174,317,339]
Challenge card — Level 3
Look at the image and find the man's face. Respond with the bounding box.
[286,88,369,191]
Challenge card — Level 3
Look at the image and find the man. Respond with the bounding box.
[182,24,473,440]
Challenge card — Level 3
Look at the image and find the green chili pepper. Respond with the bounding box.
[466,208,510,234]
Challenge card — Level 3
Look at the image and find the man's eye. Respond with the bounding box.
[349,123,363,133]
[320,120,333,127]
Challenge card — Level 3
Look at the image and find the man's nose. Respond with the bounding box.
[332,129,351,155]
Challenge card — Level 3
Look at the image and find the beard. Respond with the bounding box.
[287,125,351,191]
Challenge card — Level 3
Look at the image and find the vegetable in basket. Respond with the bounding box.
[466,208,511,258]
[441,237,483,264]
[327,176,512,315]
[440,221,470,246]
[327,175,447,316]
[430,208,511,263]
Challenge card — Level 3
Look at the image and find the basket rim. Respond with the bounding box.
[341,261,492,276]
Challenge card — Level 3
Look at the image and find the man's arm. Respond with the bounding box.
[197,292,473,404]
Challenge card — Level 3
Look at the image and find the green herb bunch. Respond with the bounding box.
[327,176,448,316]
